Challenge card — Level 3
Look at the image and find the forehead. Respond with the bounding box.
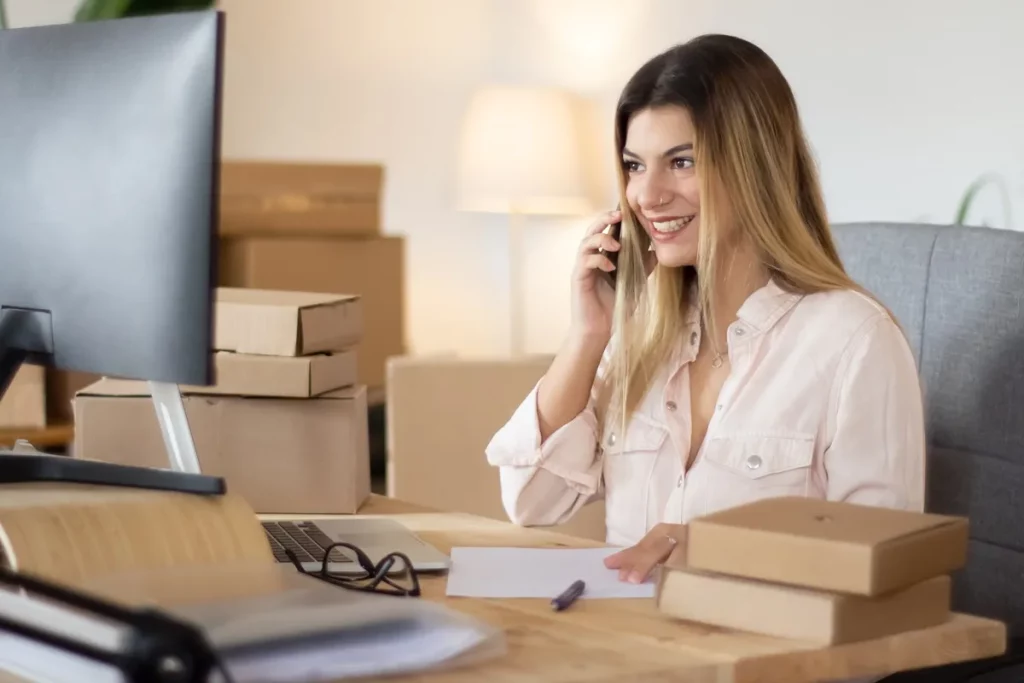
[624,105,694,153]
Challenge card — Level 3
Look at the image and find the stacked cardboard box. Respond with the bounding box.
[217,161,404,397]
[656,496,969,644]
[73,288,371,515]
[0,364,46,430]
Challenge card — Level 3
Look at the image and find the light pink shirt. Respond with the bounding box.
[486,279,926,548]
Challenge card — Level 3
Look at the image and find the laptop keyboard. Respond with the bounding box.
[262,520,353,565]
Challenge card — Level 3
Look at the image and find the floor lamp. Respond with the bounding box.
[456,85,593,356]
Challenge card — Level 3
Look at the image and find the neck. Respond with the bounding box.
[705,240,769,350]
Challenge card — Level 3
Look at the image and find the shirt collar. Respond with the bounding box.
[735,278,803,335]
[681,277,802,335]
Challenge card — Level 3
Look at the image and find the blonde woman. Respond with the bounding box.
[485,34,926,585]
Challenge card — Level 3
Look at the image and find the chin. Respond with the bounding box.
[652,242,697,268]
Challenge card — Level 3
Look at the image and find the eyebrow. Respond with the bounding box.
[622,143,693,159]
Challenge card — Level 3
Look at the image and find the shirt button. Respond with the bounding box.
[677,475,683,487]
[716,403,723,411]
[607,433,616,446]
[689,331,698,346]
[666,400,677,411]
[746,455,762,470]
[734,326,746,336]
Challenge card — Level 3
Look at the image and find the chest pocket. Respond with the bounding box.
[601,413,669,457]
[699,433,816,515]
[601,414,669,542]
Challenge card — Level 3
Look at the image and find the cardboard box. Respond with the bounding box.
[178,350,356,398]
[74,379,370,514]
[656,566,952,644]
[220,237,404,392]
[385,354,606,541]
[219,161,382,237]
[0,364,46,429]
[46,369,100,424]
[686,497,969,596]
[214,288,362,357]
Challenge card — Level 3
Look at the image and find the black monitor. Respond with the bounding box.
[0,11,226,493]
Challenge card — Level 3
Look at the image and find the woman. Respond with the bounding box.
[485,34,926,586]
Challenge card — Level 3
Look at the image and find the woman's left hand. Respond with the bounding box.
[603,523,689,584]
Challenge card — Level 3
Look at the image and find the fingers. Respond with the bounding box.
[579,231,621,256]
[584,208,622,238]
[603,549,626,569]
[604,530,680,584]
[580,253,616,274]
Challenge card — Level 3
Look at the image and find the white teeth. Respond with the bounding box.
[652,216,694,233]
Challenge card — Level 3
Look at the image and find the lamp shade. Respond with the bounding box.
[456,85,592,215]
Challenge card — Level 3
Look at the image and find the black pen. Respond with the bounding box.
[551,579,586,611]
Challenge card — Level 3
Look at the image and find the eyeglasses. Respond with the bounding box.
[284,542,422,598]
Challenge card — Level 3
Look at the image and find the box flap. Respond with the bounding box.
[216,287,357,309]
[693,497,961,547]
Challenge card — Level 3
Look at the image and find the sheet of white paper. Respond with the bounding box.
[445,547,656,599]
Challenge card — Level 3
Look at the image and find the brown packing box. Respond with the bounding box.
[73,379,370,514]
[215,287,362,357]
[219,161,382,237]
[656,564,952,645]
[220,236,404,392]
[687,497,969,596]
[46,368,100,424]
[0,363,46,429]
[180,350,357,398]
[386,354,606,542]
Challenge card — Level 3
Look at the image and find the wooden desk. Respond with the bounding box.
[268,496,1008,683]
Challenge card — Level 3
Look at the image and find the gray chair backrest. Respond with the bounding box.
[833,222,1024,638]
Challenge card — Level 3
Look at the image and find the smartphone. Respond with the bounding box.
[598,212,622,288]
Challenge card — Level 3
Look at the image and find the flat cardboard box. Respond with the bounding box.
[219,236,404,392]
[656,565,952,645]
[0,364,45,429]
[74,379,370,514]
[181,350,356,398]
[385,354,606,542]
[219,161,381,237]
[686,497,969,596]
[214,287,362,357]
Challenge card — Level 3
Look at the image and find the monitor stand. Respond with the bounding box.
[0,307,222,494]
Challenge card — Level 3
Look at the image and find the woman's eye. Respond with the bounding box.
[622,160,642,173]
[672,157,694,170]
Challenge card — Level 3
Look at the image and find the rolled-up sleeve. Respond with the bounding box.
[824,313,926,512]
[485,368,606,528]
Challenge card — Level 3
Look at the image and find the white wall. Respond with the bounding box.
[7,0,1024,358]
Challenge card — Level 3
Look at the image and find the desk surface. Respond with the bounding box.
[268,496,1008,683]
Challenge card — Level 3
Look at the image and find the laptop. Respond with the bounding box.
[262,517,451,575]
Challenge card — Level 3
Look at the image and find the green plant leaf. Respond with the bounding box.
[119,0,215,14]
[0,0,8,29]
[75,0,213,21]
[75,0,134,21]
[954,173,1014,228]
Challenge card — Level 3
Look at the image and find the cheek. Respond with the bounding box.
[679,176,700,208]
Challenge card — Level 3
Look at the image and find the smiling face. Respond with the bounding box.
[622,105,705,268]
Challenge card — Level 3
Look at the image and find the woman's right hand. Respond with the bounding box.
[569,209,621,345]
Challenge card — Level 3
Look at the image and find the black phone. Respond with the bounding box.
[599,216,622,288]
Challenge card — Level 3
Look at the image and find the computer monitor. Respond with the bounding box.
[0,11,224,480]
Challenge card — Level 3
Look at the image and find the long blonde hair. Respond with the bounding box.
[599,34,881,432]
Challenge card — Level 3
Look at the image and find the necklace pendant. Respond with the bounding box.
[711,355,724,369]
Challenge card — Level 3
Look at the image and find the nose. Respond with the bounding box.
[634,169,674,211]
